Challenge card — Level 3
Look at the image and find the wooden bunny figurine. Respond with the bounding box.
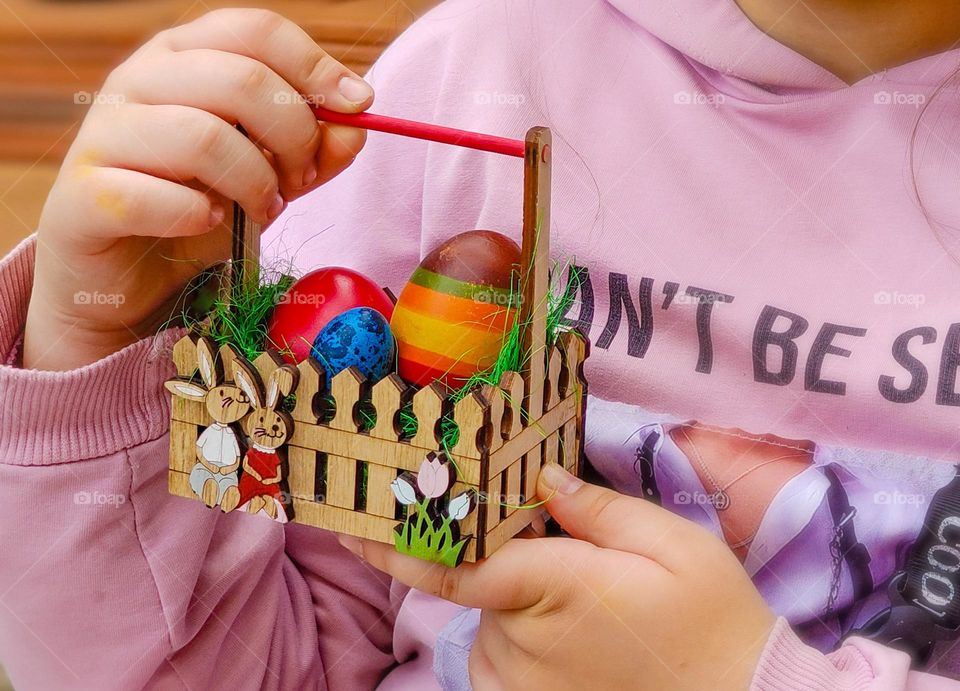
[232,358,299,521]
[164,338,250,511]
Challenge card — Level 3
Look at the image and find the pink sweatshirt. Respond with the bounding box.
[3,0,960,688]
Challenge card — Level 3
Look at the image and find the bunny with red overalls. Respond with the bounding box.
[231,358,298,521]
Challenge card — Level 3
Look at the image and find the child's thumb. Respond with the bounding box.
[537,463,702,571]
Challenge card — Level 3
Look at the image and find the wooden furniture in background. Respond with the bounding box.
[0,0,439,252]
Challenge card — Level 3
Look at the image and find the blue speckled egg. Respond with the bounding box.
[310,307,395,388]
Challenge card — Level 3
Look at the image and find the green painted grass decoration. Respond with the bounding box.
[390,452,476,567]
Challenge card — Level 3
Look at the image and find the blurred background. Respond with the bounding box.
[0,1,437,687]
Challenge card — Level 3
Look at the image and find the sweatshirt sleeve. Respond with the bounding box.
[0,5,466,688]
[0,235,404,689]
[750,618,960,690]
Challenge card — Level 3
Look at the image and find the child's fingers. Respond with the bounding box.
[312,123,367,187]
[340,535,575,612]
[116,49,321,197]
[155,8,374,196]
[62,166,222,239]
[79,104,281,224]
[537,463,706,574]
[159,8,374,113]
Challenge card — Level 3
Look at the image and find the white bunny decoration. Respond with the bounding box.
[165,337,252,511]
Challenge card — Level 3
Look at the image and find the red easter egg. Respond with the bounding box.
[267,267,394,363]
[390,230,521,389]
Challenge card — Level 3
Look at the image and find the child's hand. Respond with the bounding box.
[340,465,776,691]
[24,9,373,370]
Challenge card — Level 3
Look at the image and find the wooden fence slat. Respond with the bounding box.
[371,374,407,441]
[411,382,446,449]
[326,456,357,509]
[482,383,505,453]
[172,335,197,377]
[545,345,562,411]
[325,368,365,509]
[168,470,193,500]
[218,343,240,380]
[366,464,398,518]
[522,448,540,507]
[451,390,488,458]
[499,371,524,440]
[293,359,324,423]
[287,445,318,502]
[329,368,365,430]
[485,474,502,530]
[503,461,522,518]
[544,429,560,469]
[558,330,586,400]
[169,420,198,474]
[252,350,282,382]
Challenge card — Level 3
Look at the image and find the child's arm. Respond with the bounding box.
[0,9,414,688]
[0,271,395,689]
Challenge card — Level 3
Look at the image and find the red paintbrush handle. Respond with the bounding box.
[312,106,525,159]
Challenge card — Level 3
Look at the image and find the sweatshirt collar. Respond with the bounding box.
[605,0,960,93]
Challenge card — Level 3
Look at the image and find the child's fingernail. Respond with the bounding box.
[267,193,285,219]
[338,535,364,558]
[338,75,373,104]
[208,204,225,227]
[301,164,317,188]
[539,463,583,496]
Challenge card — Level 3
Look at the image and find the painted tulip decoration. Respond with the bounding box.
[391,452,477,567]
[390,476,418,506]
[416,455,450,499]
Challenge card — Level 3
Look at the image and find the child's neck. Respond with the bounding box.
[736,0,960,84]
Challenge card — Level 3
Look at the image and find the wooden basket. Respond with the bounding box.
[165,126,590,562]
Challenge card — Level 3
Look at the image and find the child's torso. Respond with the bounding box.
[412,28,960,657]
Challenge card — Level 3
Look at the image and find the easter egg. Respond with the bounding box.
[268,267,394,363]
[390,230,521,389]
[310,307,396,387]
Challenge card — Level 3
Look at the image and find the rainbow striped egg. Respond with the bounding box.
[390,230,521,389]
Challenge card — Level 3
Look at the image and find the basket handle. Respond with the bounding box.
[518,127,552,423]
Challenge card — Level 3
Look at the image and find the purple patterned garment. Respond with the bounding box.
[432,395,957,689]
